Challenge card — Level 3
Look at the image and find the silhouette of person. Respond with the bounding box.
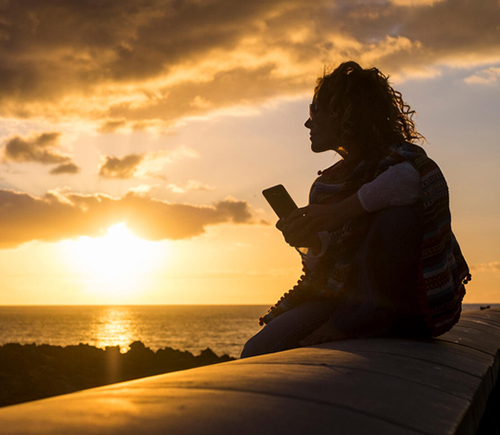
[241,61,471,358]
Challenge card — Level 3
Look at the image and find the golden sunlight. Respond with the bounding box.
[91,307,135,352]
[60,223,167,302]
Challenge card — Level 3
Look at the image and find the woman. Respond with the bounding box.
[241,61,471,358]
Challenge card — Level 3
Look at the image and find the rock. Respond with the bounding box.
[0,342,235,408]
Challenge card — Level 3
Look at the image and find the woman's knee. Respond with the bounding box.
[371,205,421,236]
[354,205,423,296]
[363,205,423,259]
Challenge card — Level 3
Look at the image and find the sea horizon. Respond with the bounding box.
[0,305,271,358]
[1,302,498,306]
[1,304,498,359]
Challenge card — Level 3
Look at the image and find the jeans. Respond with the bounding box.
[240,299,338,358]
[240,205,428,359]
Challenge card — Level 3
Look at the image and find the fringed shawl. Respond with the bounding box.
[259,143,471,337]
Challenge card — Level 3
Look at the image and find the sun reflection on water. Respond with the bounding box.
[91,307,136,353]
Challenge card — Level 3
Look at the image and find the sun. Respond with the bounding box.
[61,223,166,302]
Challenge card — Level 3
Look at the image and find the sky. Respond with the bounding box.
[0,0,499,305]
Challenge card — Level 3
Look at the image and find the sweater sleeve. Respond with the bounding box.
[357,162,421,213]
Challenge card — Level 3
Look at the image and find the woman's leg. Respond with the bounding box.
[240,299,337,358]
[242,205,427,359]
[331,205,429,338]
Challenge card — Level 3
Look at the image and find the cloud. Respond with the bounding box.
[49,162,80,175]
[2,131,81,175]
[97,119,127,134]
[0,0,499,124]
[0,188,262,249]
[128,184,159,195]
[470,261,500,273]
[464,67,500,85]
[3,132,68,164]
[389,0,446,6]
[166,180,215,194]
[99,154,144,179]
[99,147,199,179]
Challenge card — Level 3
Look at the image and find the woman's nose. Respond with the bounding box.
[304,118,312,129]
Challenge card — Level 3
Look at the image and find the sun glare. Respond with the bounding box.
[61,223,167,302]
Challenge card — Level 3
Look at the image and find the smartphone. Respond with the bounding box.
[262,184,298,219]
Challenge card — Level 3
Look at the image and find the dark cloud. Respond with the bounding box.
[98,148,196,179]
[97,119,127,133]
[99,154,144,179]
[0,188,262,249]
[49,162,80,175]
[2,131,80,174]
[3,132,68,164]
[0,0,499,123]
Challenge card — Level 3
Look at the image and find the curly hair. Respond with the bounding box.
[314,61,424,158]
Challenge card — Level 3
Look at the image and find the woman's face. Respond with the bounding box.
[304,96,360,162]
[304,98,338,154]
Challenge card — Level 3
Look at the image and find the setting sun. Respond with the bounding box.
[60,223,166,302]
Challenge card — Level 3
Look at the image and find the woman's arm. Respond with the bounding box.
[278,162,421,253]
[358,162,421,212]
[277,192,367,254]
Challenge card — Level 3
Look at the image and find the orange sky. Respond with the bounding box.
[0,0,499,305]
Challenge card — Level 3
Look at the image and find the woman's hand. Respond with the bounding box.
[299,321,347,347]
[276,193,367,250]
[276,203,341,251]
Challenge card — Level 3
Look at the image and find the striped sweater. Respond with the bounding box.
[260,143,470,337]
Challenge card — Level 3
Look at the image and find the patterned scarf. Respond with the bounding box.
[259,143,471,337]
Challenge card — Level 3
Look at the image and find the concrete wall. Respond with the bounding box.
[1,308,500,434]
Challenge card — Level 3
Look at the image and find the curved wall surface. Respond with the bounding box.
[1,308,499,435]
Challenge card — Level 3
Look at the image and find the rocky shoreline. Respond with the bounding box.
[0,341,234,408]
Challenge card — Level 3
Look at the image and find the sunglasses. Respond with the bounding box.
[309,102,319,120]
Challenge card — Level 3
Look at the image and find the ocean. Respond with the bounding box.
[0,304,498,358]
[0,305,269,358]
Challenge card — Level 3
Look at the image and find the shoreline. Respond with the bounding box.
[0,341,234,408]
